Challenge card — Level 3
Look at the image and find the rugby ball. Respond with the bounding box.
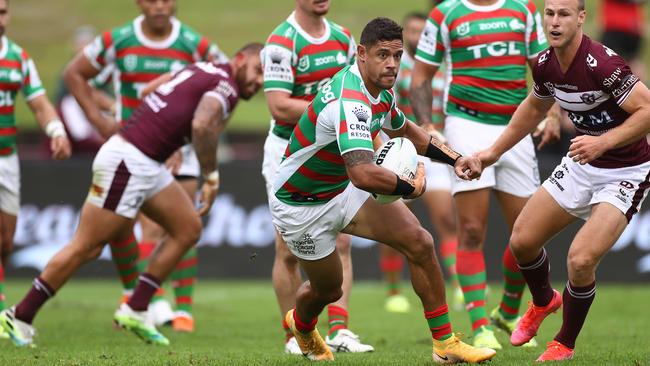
[373,137,418,204]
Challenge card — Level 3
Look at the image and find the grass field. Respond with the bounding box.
[0,280,648,365]
[6,0,650,132]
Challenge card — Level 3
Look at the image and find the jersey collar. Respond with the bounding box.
[0,36,8,59]
[350,62,381,105]
[287,11,331,45]
[133,15,181,49]
[461,0,505,12]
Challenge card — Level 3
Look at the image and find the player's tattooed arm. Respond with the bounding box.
[342,150,374,167]
[192,95,226,177]
[410,61,440,127]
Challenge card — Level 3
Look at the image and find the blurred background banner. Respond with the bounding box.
[10,155,650,281]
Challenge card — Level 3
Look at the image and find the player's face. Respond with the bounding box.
[358,40,403,90]
[137,0,176,32]
[544,0,585,49]
[0,0,9,38]
[296,0,330,17]
[235,53,263,100]
[403,18,425,56]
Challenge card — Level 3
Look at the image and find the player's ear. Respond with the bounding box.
[357,44,367,63]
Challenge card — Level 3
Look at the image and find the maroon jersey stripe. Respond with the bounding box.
[103,161,131,211]
[626,171,650,222]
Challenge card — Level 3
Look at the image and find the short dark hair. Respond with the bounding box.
[360,17,403,48]
[403,11,428,24]
[235,42,264,56]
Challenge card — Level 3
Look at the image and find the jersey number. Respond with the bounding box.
[144,70,195,113]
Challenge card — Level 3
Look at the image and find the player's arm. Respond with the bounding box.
[343,149,426,199]
[27,94,71,160]
[526,58,561,149]
[569,82,650,165]
[477,93,554,170]
[192,95,226,216]
[410,61,440,129]
[265,90,310,124]
[63,53,118,138]
[142,73,173,97]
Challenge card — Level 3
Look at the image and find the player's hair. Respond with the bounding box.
[360,17,403,48]
[235,42,264,56]
[403,11,427,24]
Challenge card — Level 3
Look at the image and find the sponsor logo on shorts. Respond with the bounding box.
[617,180,636,203]
[291,233,316,255]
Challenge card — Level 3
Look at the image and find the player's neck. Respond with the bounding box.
[466,0,500,6]
[140,20,174,42]
[294,10,326,38]
[555,32,583,73]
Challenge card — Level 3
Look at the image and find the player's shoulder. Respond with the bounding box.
[104,19,137,47]
[581,36,629,77]
[429,0,466,24]
[266,20,296,48]
[506,0,538,13]
[177,20,207,47]
[3,37,25,58]
[327,20,352,42]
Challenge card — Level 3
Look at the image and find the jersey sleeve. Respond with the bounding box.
[196,37,228,63]
[525,1,548,58]
[415,7,446,66]
[263,32,295,93]
[83,30,116,70]
[594,46,640,106]
[20,51,46,101]
[347,35,357,65]
[531,51,554,100]
[333,100,374,154]
[204,78,240,120]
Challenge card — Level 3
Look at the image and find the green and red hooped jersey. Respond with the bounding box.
[273,63,406,206]
[84,15,226,122]
[394,52,446,125]
[263,12,356,140]
[415,0,547,125]
[0,36,46,155]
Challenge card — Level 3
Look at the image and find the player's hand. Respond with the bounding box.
[197,181,219,216]
[403,161,426,199]
[165,149,183,175]
[568,134,611,165]
[50,136,71,160]
[422,122,447,144]
[454,156,482,180]
[533,115,561,150]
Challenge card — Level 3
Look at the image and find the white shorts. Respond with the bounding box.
[175,144,200,178]
[420,156,452,191]
[0,153,20,215]
[86,135,174,219]
[269,183,370,260]
[444,115,539,197]
[543,156,650,221]
[262,132,289,198]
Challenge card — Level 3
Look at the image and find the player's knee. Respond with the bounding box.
[403,227,434,263]
[458,220,485,249]
[179,216,202,248]
[86,244,104,261]
[318,286,343,304]
[334,234,351,253]
[567,251,597,276]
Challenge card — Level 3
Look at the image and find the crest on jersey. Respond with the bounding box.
[352,106,369,123]
[509,19,526,31]
[580,93,596,105]
[124,55,138,72]
[456,22,470,37]
[297,55,310,72]
[336,52,347,65]
[586,54,598,68]
[544,82,555,95]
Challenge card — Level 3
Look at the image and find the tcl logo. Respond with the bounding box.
[467,41,521,59]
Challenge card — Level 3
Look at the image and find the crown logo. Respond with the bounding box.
[352,106,369,123]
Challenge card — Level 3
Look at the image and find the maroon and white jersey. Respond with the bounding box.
[532,35,649,168]
[120,62,239,162]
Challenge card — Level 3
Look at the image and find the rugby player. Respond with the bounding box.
[0,43,263,347]
[472,0,650,361]
[270,17,495,363]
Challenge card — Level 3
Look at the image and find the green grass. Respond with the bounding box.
[0,280,648,365]
[6,0,649,132]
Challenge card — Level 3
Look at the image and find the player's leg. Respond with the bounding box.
[0,203,133,346]
[325,233,374,353]
[271,230,302,349]
[0,211,17,313]
[0,154,20,316]
[170,177,200,332]
[344,197,496,363]
[379,244,409,312]
[508,187,575,347]
[536,203,627,361]
[454,188,498,346]
[491,191,531,339]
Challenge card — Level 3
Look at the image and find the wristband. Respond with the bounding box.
[45,120,67,138]
[391,175,415,196]
[204,170,220,190]
[425,137,461,167]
